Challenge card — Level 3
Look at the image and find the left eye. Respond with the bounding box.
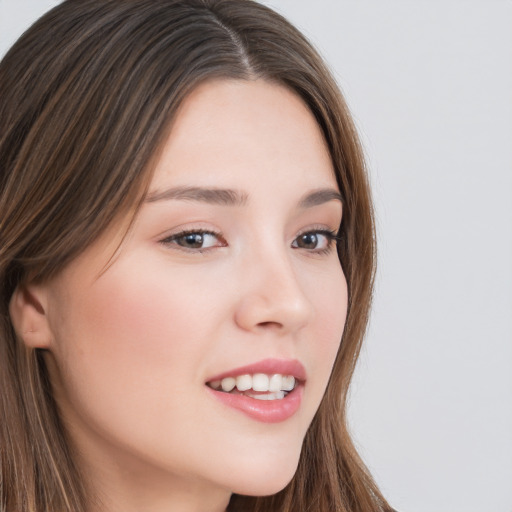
[292,230,337,251]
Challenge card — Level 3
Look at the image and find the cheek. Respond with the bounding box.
[51,254,233,409]
[82,277,174,359]
[302,263,348,393]
[50,261,203,421]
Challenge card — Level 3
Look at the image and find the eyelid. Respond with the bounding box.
[294,222,341,240]
[294,224,340,238]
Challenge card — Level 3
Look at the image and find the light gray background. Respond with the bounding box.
[1,2,511,511]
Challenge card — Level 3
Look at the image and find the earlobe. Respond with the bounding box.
[9,284,53,349]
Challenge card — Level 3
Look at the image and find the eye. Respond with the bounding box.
[160,230,226,252]
[292,229,339,253]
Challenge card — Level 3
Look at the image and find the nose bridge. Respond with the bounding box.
[234,238,313,334]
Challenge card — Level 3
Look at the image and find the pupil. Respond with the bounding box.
[301,233,317,248]
[183,233,203,248]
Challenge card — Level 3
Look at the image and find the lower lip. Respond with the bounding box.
[206,385,303,423]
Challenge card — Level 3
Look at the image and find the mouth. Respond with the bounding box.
[205,359,305,423]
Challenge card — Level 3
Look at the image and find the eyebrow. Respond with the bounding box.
[298,188,343,208]
[145,186,248,206]
[145,186,343,208]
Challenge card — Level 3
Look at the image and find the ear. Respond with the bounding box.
[9,284,53,349]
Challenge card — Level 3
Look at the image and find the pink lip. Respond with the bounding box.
[205,358,307,382]
[205,358,306,423]
[206,385,303,423]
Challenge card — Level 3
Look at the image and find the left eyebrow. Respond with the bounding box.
[298,188,343,209]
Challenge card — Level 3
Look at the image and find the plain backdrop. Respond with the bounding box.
[1,2,511,511]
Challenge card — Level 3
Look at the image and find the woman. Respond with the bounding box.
[0,1,392,511]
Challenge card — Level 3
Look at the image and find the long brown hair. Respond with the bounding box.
[0,1,391,511]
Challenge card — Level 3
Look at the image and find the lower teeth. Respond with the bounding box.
[237,390,287,400]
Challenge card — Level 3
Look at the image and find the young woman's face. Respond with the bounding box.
[43,79,347,509]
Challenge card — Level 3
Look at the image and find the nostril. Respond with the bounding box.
[256,321,282,329]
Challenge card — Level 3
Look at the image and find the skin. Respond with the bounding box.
[13,79,348,512]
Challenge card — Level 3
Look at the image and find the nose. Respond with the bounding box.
[234,248,313,335]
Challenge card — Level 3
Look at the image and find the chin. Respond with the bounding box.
[227,450,301,497]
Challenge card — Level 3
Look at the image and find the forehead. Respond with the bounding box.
[149,78,336,195]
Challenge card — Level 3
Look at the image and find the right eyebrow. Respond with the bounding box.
[145,186,248,206]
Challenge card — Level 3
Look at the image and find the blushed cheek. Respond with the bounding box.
[305,269,347,389]
[64,261,224,383]
[48,272,159,410]
[77,275,181,364]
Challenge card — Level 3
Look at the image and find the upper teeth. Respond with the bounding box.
[209,374,296,393]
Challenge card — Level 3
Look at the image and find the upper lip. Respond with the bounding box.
[206,358,307,383]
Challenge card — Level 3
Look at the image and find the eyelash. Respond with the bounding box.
[159,227,341,255]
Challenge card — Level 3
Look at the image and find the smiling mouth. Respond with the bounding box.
[206,373,298,401]
[205,359,305,422]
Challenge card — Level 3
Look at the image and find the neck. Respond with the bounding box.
[90,469,231,512]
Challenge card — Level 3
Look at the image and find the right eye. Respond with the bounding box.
[160,230,226,252]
